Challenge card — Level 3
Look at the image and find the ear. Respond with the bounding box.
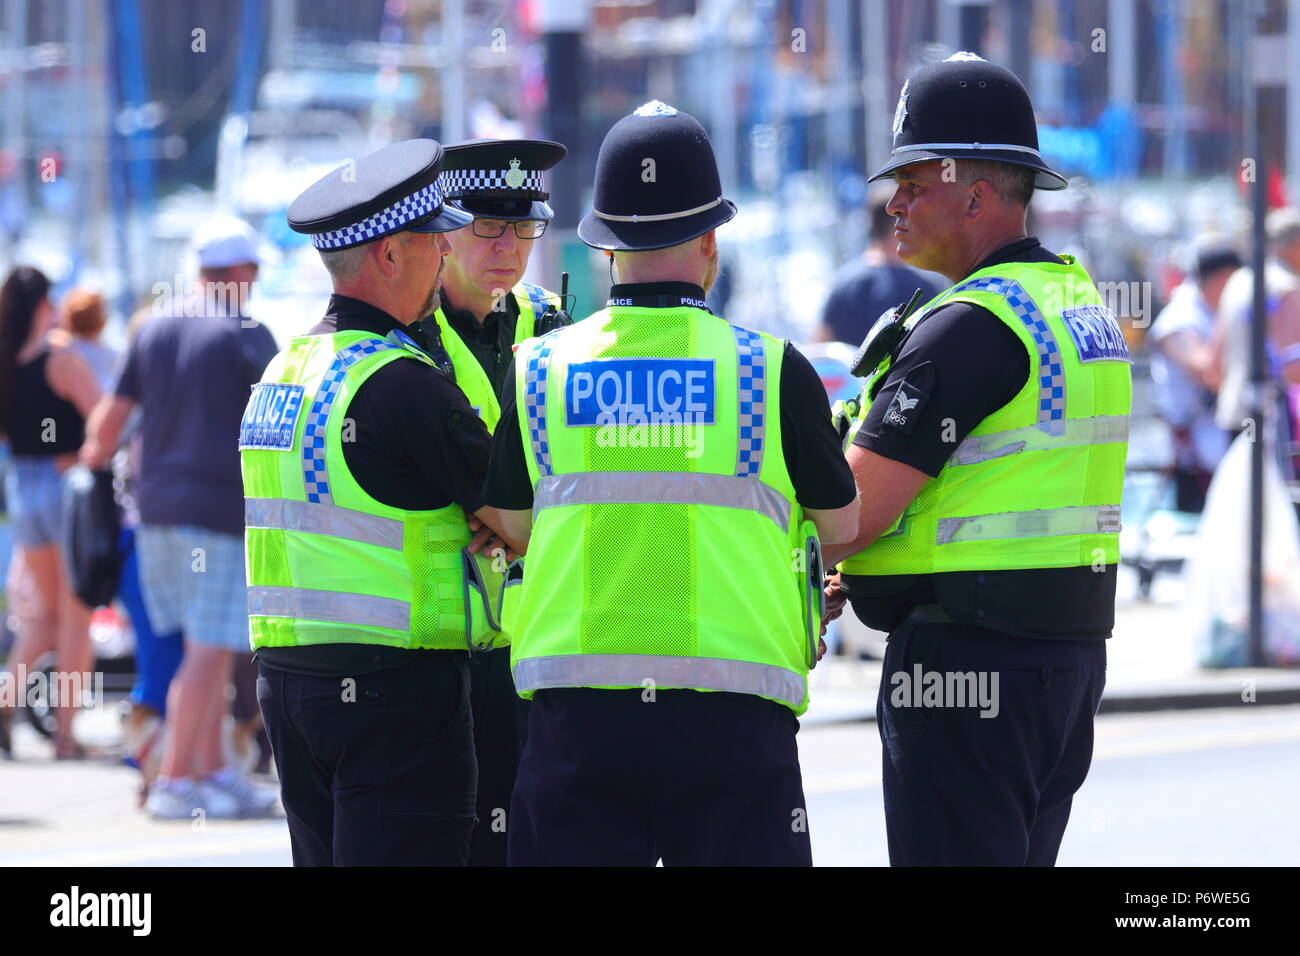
[374,235,401,279]
[965,179,990,223]
[699,229,717,257]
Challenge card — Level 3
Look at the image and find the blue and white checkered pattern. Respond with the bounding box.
[520,282,551,327]
[523,334,558,477]
[730,325,767,478]
[951,276,1066,426]
[301,338,397,503]
[439,166,544,195]
[311,180,448,250]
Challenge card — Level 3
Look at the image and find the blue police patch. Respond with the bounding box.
[565,358,715,426]
[239,383,306,450]
[1061,305,1131,364]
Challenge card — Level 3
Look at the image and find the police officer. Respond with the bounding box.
[414,139,567,866]
[483,101,859,866]
[242,139,521,866]
[823,54,1132,866]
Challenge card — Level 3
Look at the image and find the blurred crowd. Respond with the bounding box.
[0,217,278,820]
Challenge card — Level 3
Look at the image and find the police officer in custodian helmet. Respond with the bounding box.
[482,101,859,865]
[824,53,1132,866]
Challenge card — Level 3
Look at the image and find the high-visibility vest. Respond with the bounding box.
[239,328,503,651]
[842,256,1132,575]
[507,304,825,715]
[429,281,561,433]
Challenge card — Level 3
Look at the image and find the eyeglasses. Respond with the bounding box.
[471,218,548,240]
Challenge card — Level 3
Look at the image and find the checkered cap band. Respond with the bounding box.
[730,325,767,478]
[439,167,544,196]
[301,338,399,502]
[950,276,1066,425]
[310,179,448,250]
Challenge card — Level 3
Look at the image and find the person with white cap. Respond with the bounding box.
[82,213,280,820]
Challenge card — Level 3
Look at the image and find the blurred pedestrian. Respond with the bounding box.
[812,187,944,345]
[58,289,118,391]
[80,217,279,818]
[114,302,184,804]
[1215,207,1300,474]
[0,266,102,759]
[1149,239,1240,511]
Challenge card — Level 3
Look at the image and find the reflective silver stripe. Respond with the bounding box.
[513,654,806,710]
[949,415,1130,467]
[245,497,404,550]
[248,586,410,632]
[592,196,723,223]
[893,142,1044,158]
[533,471,791,532]
[936,505,1122,545]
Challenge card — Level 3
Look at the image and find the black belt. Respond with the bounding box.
[895,603,958,633]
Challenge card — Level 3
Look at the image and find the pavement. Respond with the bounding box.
[802,565,1300,725]
[3,564,1299,867]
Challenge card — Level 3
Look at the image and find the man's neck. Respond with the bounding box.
[440,287,501,325]
[332,284,411,325]
[945,228,1028,284]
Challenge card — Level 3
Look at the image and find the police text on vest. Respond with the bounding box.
[1061,305,1131,363]
[566,358,716,426]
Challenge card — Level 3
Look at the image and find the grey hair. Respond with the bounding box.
[318,242,373,280]
[957,159,1035,209]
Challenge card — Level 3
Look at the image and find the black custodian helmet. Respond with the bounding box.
[578,100,737,252]
[869,52,1067,191]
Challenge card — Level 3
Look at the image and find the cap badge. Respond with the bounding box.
[892,79,909,143]
[504,158,525,189]
[633,100,678,117]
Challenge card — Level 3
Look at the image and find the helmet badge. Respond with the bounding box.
[892,79,910,143]
[504,158,525,189]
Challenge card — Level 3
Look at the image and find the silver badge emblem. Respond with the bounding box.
[892,80,909,142]
[634,100,678,117]
[504,158,525,189]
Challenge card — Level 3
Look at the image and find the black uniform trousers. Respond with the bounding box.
[256,650,477,866]
[508,687,813,866]
[877,613,1106,866]
[467,645,529,866]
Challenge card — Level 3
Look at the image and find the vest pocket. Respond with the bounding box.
[802,524,825,670]
[497,557,525,644]
[461,548,502,651]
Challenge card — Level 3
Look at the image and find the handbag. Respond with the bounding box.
[60,464,123,608]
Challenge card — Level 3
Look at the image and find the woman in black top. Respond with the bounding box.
[0,267,103,758]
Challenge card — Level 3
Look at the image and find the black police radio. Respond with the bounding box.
[535,271,575,336]
[850,287,926,398]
